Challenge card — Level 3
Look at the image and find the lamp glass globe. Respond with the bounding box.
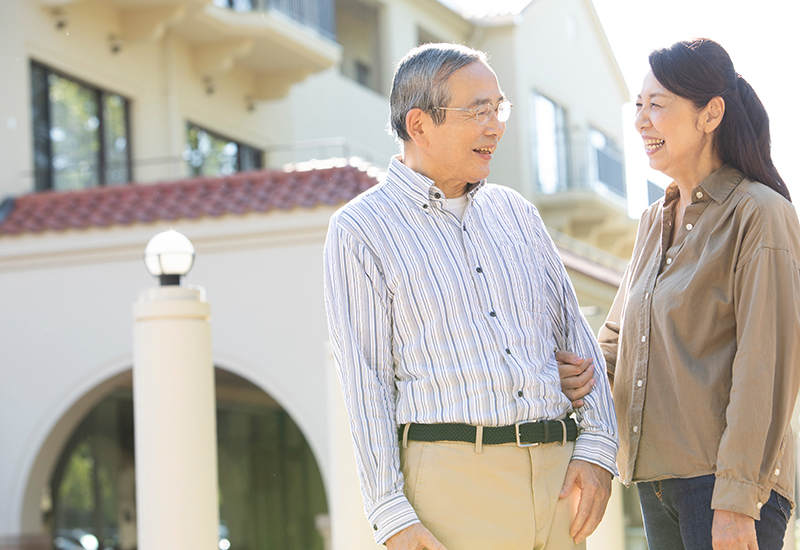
[143,230,195,277]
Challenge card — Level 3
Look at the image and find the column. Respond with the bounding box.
[133,286,219,550]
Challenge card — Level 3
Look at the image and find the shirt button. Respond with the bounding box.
[757,502,763,510]
[373,524,378,531]
[666,257,673,265]
[422,204,428,209]
[637,380,643,387]
[517,390,523,397]
[632,426,638,433]
[489,311,496,317]
[641,335,647,343]
[696,191,704,199]
[775,468,781,476]
[645,292,649,300]
[505,348,511,354]
[686,223,693,230]
[434,193,441,199]
[476,267,483,273]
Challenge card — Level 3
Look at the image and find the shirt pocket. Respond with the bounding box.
[499,243,544,315]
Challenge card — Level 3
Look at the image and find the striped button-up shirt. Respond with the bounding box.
[323,157,618,543]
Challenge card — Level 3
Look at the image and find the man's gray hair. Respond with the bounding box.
[390,43,489,143]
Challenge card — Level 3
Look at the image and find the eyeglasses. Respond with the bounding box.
[436,100,513,124]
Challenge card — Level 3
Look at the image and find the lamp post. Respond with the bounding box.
[133,230,219,550]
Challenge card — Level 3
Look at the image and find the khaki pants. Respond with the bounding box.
[400,438,584,550]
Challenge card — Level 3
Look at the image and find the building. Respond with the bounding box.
[0,0,659,549]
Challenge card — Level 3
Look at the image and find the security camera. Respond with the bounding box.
[108,34,124,55]
[53,9,67,30]
[203,76,216,96]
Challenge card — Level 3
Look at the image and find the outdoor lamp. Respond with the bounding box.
[143,230,196,286]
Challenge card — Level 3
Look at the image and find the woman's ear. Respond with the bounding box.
[702,96,725,133]
[405,108,430,148]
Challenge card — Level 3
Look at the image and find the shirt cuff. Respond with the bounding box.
[367,492,420,544]
[572,431,619,477]
[711,476,771,521]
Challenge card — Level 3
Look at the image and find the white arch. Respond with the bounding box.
[14,350,332,535]
[212,349,332,489]
[15,354,134,534]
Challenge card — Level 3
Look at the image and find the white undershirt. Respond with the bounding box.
[443,193,469,221]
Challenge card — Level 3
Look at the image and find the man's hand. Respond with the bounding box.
[712,509,758,549]
[386,523,448,550]
[559,459,612,544]
[556,350,595,408]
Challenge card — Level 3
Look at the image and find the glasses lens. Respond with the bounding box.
[497,101,511,122]
[475,103,492,124]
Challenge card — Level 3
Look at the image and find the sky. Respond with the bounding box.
[589,0,800,217]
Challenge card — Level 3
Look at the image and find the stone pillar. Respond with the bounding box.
[133,286,218,550]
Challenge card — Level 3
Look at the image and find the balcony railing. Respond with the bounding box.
[213,0,337,41]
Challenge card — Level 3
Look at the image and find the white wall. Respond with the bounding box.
[0,209,340,537]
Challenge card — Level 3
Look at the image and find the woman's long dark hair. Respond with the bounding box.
[649,38,791,202]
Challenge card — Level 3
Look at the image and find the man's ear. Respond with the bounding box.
[702,96,725,134]
[405,108,430,148]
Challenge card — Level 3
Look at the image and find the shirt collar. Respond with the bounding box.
[663,164,745,207]
[386,156,485,205]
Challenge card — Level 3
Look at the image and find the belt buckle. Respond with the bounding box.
[515,421,540,447]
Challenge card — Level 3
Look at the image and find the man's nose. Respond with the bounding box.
[486,111,505,138]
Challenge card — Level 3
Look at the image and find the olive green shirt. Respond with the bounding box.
[599,164,800,519]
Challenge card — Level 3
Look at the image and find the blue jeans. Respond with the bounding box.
[638,475,791,550]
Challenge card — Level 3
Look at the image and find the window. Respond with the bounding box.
[531,92,568,194]
[589,127,626,198]
[31,62,131,192]
[355,61,371,88]
[184,124,263,177]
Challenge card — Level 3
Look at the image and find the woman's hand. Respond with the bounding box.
[712,509,758,549]
[555,350,595,408]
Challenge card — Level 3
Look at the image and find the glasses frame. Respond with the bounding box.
[436,100,513,124]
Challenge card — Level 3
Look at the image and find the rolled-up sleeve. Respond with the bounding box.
[712,245,800,519]
[323,217,419,543]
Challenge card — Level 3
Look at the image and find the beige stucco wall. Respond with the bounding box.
[0,0,336,196]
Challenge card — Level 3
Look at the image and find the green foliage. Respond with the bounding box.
[58,442,95,519]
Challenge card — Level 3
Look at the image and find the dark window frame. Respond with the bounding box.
[185,122,264,177]
[30,60,133,192]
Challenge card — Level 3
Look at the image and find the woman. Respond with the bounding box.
[560,38,800,549]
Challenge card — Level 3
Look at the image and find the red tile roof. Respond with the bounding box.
[0,163,380,236]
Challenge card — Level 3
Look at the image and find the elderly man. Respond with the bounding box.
[323,43,618,550]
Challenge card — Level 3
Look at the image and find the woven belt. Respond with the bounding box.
[399,417,578,447]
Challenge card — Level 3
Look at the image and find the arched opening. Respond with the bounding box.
[45,367,328,550]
